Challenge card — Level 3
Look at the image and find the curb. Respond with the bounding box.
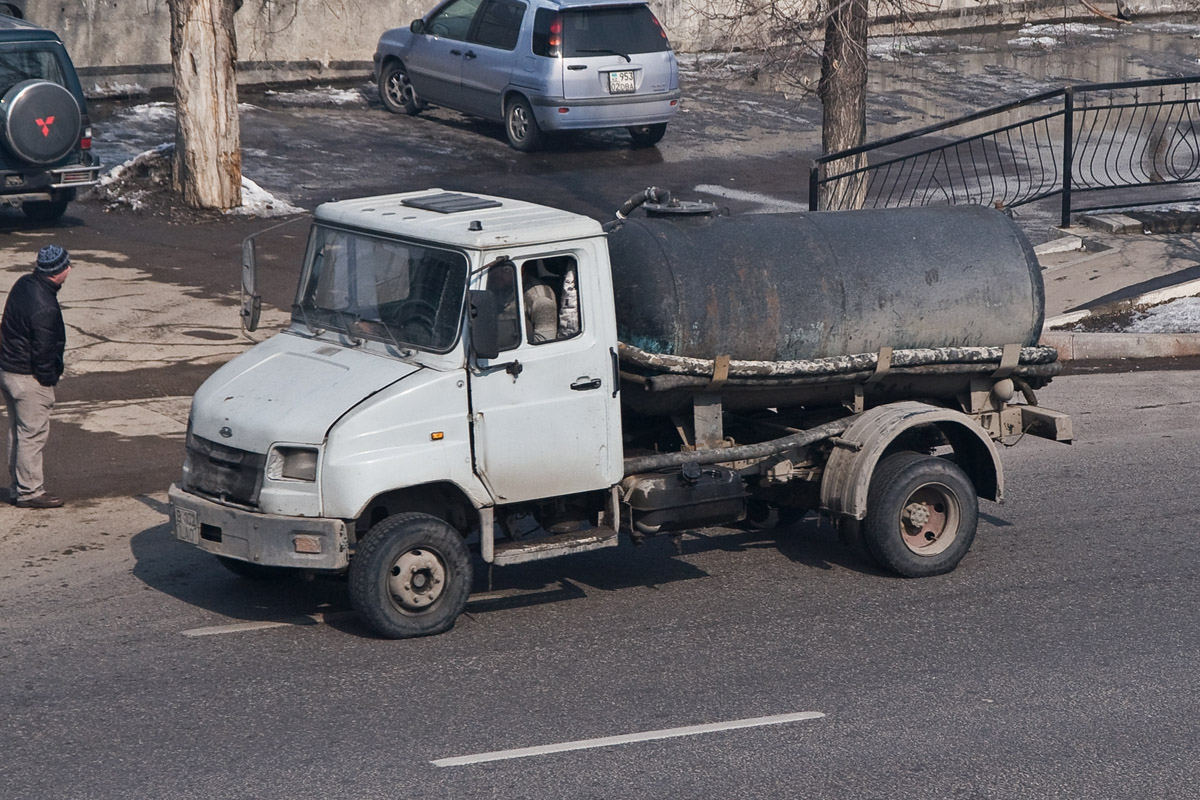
[1040,331,1200,360]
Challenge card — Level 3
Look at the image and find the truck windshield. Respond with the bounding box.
[294,226,469,353]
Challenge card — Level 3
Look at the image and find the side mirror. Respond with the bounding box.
[469,290,499,361]
[240,236,262,332]
[410,18,425,34]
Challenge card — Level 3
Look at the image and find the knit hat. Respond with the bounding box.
[35,245,70,276]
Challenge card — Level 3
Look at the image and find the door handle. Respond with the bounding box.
[571,377,602,391]
[450,48,463,55]
[464,50,477,59]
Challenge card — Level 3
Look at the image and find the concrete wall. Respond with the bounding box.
[13,0,1184,96]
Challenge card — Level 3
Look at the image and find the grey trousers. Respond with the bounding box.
[0,370,55,501]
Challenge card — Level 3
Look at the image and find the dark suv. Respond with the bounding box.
[0,15,99,222]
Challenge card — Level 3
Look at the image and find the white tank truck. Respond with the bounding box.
[168,187,1072,638]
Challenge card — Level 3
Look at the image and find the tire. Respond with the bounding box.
[215,555,295,581]
[349,512,472,639]
[504,95,542,152]
[628,123,666,147]
[379,62,422,116]
[862,451,978,577]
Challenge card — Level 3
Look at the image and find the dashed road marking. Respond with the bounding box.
[431,711,826,767]
[181,621,296,637]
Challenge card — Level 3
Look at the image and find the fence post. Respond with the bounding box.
[1061,87,1074,228]
[809,163,820,211]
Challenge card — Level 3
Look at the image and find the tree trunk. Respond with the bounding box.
[168,0,242,209]
[817,0,869,210]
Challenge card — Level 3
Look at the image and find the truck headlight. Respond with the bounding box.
[266,446,319,482]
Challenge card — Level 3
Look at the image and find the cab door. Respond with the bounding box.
[468,246,622,503]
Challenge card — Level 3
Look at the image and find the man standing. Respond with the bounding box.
[0,245,71,509]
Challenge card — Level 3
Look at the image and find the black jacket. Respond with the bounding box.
[0,272,66,387]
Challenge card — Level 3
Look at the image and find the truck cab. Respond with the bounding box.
[170,189,625,637]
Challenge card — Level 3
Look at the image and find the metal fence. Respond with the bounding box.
[809,76,1200,226]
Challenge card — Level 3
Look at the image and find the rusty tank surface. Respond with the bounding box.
[606,204,1044,362]
[604,201,1057,417]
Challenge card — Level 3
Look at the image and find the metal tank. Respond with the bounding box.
[606,205,1044,362]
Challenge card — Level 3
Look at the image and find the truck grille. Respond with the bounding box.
[184,435,266,507]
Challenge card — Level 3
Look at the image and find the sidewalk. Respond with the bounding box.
[1035,211,1200,361]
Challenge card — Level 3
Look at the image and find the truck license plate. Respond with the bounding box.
[174,508,199,544]
[608,70,635,94]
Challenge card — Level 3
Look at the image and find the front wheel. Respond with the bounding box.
[862,452,978,577]
[349,512,472,639]
[505,95,542,152]
[628,123,666,147]
[380,62,423,116]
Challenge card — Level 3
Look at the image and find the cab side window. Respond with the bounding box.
[470,0,525,50]
[520,255,580,345]
[426,0,485,41]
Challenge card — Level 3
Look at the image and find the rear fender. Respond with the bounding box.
[820,401,1002,521]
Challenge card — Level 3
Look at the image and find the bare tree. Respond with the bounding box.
[699,0,914,209]
[168,0,243,210]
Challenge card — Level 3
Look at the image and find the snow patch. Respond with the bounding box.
[263,85,369,107]
[1124,297,1200,333]
[1009,36,1062,48]
[228,176,304,217]
[93,145,304,218]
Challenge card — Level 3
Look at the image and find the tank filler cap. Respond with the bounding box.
[642,199,718,217]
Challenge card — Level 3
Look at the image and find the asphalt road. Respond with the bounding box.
[1,370,1197,799]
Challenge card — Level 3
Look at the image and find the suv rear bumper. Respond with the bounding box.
[530,90,680,131]
[0,161,101,203]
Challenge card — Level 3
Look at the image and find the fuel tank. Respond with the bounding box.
[607,205,1044,361]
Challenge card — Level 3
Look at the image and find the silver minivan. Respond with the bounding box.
[373,0,680,151]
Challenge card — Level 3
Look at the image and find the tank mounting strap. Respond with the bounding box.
[866,346,893,384]
[991,343,1021,378]
[705,354,731,392]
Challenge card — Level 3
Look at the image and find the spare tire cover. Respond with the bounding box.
[0,79,81,165]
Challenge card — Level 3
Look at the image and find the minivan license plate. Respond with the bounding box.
[608,70,635,94]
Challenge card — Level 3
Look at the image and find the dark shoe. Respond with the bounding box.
[15,493,64,509]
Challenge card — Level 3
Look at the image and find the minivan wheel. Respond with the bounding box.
[380,62,422,116]
[628,123,667,147]
[505,95,543,152]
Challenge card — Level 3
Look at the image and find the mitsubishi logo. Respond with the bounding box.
[35,116,54,137]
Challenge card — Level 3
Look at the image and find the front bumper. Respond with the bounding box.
[169,483,351,571]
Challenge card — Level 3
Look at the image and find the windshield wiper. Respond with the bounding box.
[577,48,631,62]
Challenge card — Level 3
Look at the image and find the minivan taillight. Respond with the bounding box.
[80,126,91,150]
[548,14,562,56]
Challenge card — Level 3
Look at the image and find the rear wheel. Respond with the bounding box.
[505,95,542,152]
[380,62,423,116]
[349,512,472,639]
[22,198,70,223]
[628,123,666,147]
[863,451,978,577]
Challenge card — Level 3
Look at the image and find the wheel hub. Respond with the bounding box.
[899,485,956,553]
[388,548,446,610]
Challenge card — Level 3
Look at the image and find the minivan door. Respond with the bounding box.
[406,0,486,107]
[459,0,527,119]
[469,247,622,504]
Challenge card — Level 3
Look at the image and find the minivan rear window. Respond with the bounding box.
[533,5,669,57]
